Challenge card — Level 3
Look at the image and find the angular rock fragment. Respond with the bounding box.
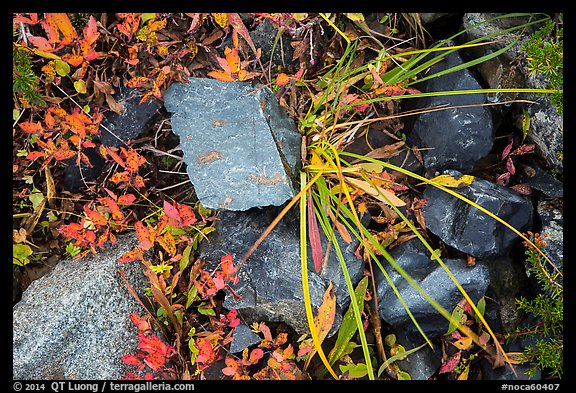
[422,170,533,258]
[99,86,163,147]
[164,78,302,211]
[403,41,495,173]
[198,206,367,336]
[374,239,491,338]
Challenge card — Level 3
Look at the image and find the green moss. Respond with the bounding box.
[13,46,45,108]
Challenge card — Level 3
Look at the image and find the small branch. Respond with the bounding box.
[154,179,191,192]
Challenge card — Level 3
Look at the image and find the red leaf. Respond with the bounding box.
[122,354,143,367]
[27,35,55,52]
[104,197,123,220]
[249,348,264,364]
[163,200,181,222]
[82,15,100,45]
[175,202,197,227]
[510,143,535,156]
[439,351,462,374]
[26,151,45,160]
[501,139,514,160]
[227,13,258,56]
[118,193,136,205]
[307,192,323,273]
[13,13,39,25]
[222,366,237,376]
[259,322,273,342]
[506,157,516,175]
[510,183,532,195]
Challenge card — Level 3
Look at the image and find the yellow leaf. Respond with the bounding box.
[157,231,176,256]
[292,13,308,20]
[344,13,365,22]
[457,364,470,380]
[422,174,475,188]
[344,177,406,207]
[207,70,236,82]
[74,79,87,94]
[310,151,324,167]
[211,13,228,28]
[304,281,336,370]
[452,336,473,350]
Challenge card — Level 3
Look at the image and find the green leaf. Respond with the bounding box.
[13,243,33,266]
[446,305,465,335]
[55,59,70,77]
[521,109,530,143]
[473,297,486,323]
[141,13,156,24]
[328,276,368,365]
[339,363,368,378]
[29,187,44,210]
[377,341,427,377]
[185,287,198,309]
[83,104,90,113]
[344,13,365,22]
[179,245,192,271]
[13,109,20,121]
[397,370,412,380]
[197,303,216,316]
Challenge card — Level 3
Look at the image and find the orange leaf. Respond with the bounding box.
[276,73,291,86]
[19,121,44,134]
[45,13,78,45]
[224,47,240,74]
[135,221,154,251]
[104,146,126,167]
[157,232,176,256]
[104,197,124,220]
[84,205,107,226]
[126,76,149,88]
[208,70,235,82]
[119,248,142,263]
[110,171,130,184]
[133,175,145,188]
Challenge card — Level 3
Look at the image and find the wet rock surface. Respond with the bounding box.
[164,77,302,211]
[403,41,496,173]
[422,170,533,259]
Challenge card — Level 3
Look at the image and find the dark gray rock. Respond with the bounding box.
[393,327,441,380]
[376,240,490,337]
[63,147,106,193]
[531,200,563,285]
[13,234,148,380]
[403,41,495,173]
[343,128,423,177]
[461,13,563,174]
[249,19,295,67]
[13,265,22,305]
[199,206,366,336]
[422,170,533,258]
[164,77,302,211]
[99,86,163,147]
[484,257,529,330]
[518,158,563,198]
[229,322,262,353]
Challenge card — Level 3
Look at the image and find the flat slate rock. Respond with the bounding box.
[164,77,302,211]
